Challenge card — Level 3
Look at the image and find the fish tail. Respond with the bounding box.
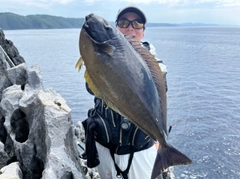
[151,144,192,179]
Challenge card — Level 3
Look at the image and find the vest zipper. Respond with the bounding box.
[115,117,123,154]
[96,113,110,143]
[120,127,123,145]
[111,110,116,127]
[119,117,123,145]
[132,127,138,146]
[115,127,123,154]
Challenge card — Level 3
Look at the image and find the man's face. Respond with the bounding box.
[117,12,145,42]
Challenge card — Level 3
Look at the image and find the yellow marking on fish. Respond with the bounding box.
[83,63,124,117]
[75,57,84,72]
[84,70,101,97]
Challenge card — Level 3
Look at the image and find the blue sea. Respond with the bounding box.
[4,26,240,178]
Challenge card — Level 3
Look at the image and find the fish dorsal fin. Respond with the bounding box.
[125,35,168,134]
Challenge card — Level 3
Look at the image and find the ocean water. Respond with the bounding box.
[4,26,240,178]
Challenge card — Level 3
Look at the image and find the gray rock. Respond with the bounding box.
[0,28,25,66]
[0,50,8,75]
[0,29,87,179]
[0,51,12,100]
[0,75,12,103]
[0,162,22,179]
[0,112,7,144]
[25,65,43,90]
[0,81,84,179]
[0,142,10,169]
[6,64,27,87]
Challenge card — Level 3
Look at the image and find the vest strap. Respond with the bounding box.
[110,149,134,179]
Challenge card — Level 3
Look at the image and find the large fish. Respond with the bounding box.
[76,13,192,179]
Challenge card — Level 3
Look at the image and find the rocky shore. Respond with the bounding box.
[0,28,173,179]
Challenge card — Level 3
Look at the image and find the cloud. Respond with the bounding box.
[107,0,183,4]
[6,0,240,8]
[82,0,240,7]
[217,1,240,7]
[2,0,239,25]
[8,0,74,7]
[190,0,240,7]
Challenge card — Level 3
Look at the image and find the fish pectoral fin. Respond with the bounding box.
[75,57,84,72]
[97,43,115,54]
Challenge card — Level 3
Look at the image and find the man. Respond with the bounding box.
[83,6,167,179]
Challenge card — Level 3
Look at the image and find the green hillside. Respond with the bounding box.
[0,12,220,30]
[0,12,84,30]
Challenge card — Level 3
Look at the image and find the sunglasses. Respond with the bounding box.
[117,19,144,29]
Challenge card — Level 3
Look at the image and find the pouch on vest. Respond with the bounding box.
[87,107,114,145]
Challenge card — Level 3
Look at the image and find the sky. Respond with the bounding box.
[0,0,240,25]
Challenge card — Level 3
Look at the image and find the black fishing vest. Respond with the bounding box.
[90,97,153,152]
[82,97,154,169]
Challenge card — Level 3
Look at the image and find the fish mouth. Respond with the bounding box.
[82,14,96,41]
[82,13,118,43]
